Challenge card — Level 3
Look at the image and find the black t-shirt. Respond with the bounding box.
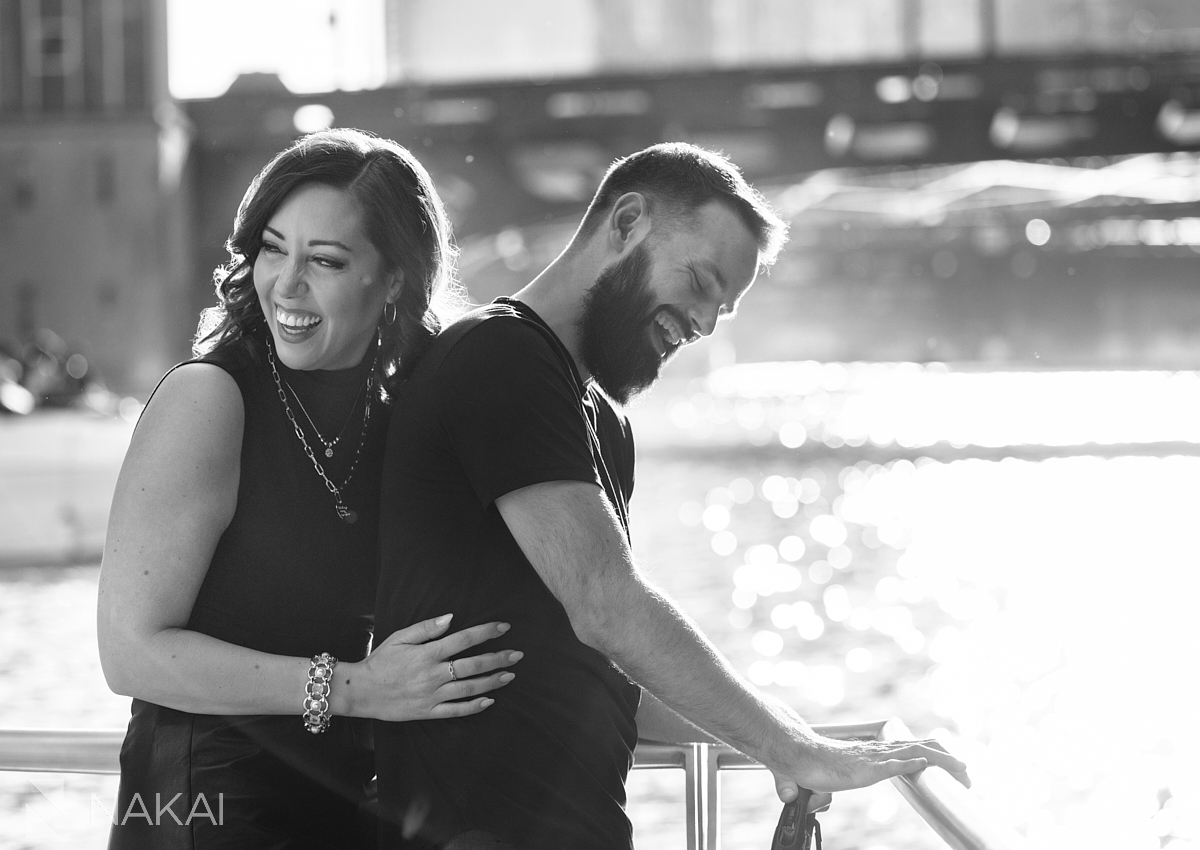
[375,299,641,849]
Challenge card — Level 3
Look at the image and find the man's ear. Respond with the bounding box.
[607,192,650,255]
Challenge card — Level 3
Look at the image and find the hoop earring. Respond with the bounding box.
[383,300,398,326]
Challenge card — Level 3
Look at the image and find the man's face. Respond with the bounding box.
[577,201,761,403]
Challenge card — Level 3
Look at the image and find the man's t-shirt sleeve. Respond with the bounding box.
[433,317,602,507]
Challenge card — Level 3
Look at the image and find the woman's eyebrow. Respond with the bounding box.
[263,225,353,252]
[309,238,353,250]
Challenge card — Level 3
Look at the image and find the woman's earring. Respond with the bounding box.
[383,300,398,325]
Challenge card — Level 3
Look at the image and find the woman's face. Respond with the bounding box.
[254,183,400,371]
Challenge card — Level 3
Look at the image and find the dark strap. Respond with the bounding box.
[770,791,821,850]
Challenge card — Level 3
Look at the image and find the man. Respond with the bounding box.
[374,143,968,849]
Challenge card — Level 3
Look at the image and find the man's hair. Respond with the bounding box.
[573,142,788,267]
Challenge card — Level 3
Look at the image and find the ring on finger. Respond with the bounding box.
[448,659,457,682]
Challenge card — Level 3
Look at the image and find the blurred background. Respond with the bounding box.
[1,1,1197,848]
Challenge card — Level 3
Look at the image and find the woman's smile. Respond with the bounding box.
[274,305,323,341]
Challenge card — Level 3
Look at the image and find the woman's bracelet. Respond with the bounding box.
[303,653,337,734]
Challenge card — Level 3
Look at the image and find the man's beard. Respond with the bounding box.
[576,242,679,404]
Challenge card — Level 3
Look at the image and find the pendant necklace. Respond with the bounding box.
[266,337,376,524]
[282,375,365,459]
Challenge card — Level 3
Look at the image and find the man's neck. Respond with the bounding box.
[512,253,592,380]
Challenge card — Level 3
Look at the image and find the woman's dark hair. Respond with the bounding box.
[194,128,461,393]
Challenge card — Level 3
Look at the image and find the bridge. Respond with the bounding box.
[186,51,1200,239]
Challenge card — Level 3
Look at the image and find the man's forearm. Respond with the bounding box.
[580,568,809,772]
[635,689,720,745]
[499,480,808,771]
[497,481,971,794]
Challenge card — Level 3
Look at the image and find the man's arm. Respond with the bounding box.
[636,690,718,744]
[496,480,970,794]
[637,691,836,812]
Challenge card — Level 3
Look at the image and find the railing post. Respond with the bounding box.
[704,742,722,850]
[682,743,705,850]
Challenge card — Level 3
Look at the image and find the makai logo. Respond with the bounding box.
[19,778,224,841]
[117,791,225,826]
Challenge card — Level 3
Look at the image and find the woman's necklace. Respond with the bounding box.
[282,376,364,458]
[265,337,376,524]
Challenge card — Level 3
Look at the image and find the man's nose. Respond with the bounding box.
[689,303,720,340]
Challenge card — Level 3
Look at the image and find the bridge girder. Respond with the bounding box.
[186,53,1200,238]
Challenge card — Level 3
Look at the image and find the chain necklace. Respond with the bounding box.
[282,375,365,459]
[265,337,376,524]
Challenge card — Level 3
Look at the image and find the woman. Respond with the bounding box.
[97,129,519,848]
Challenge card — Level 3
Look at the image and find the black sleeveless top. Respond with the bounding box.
[109,336,387,850]
[186,338,386,662]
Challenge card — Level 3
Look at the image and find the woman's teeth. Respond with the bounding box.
[276,307,321,332]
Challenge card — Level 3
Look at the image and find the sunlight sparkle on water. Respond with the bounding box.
[687,364,1200,449]
[807,560,833,584]
[658,368,1200,847]
[711,530,737,555]
[702,504,731,531]
[850,454,1199,848]
[751,630,784,657]
[779,535,806,560]
[808,515,848,547]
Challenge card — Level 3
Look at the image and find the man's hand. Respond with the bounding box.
[773,732,971,794]
[771,772,832,814]
[760,693,968,805]
[769,734,968,816]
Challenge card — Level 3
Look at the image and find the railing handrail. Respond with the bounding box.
[0,721,1028,850]
[880,719,1029,850]
[0,727,125,774]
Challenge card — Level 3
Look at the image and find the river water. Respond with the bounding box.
[2,363,1197,849]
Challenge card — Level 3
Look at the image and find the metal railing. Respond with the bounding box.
[1,720,1028,850]
[634,719,1029,850]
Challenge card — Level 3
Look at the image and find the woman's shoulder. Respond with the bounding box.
[136,361,245,447]
[193,337,259,373]
[145,337,261,413]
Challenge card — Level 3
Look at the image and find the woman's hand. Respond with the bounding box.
[338,614,522,722]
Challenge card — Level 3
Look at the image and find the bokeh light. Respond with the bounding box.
[1025,217,1051,245]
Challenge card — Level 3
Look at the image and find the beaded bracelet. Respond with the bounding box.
[303,653,337,734]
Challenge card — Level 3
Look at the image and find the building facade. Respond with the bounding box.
[0,0,190,393]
